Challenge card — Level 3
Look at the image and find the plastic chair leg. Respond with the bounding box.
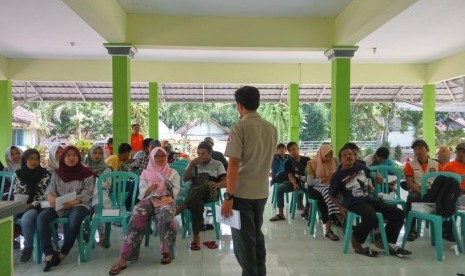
[376,213,390,256]
[210,204,221,240]
[401,213,414,249]
[33,230,41,264]
[433,220,443,261]
[342,212,357,253]
[309,200,319,235]
[451,217,463,253]
[86,220,99,261]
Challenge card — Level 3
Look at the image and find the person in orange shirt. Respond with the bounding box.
[130,124,144,154]
[443,142,465,193]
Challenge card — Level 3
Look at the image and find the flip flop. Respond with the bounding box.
[109,264,127,275]
[190,242,201,251]
[355,247,379,257]
[203,241,218,249]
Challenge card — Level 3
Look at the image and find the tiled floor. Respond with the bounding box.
[13,188,465,275]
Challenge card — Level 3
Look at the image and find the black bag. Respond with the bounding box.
[192,167,218,203]
[423,175,461,217]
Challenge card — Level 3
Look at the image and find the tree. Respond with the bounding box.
[300,103,330,141]
[394,145,403,161]
[350,103,383,140]
[436,128,464,147]
[397,110,423,139]
[258,103,289,142]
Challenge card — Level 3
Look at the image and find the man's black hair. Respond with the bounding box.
[338,145,355,159]
[234,86,260,111]
[131,123,140,129]
[107,137,113,145]
[118,143,132,154]
[277,143,286,149]
[286,141,298,150]
[197,142,213,153]
[142,138,154,149]
[375,147,390,160]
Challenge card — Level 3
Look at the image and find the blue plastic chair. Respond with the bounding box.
[401,172,463,261]
[342,211,390,256]
[370,165,406,211]
[86,171,139,261]
[0,171,15,200]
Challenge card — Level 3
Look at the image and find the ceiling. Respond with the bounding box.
[2,0,465,111]
[1,0,465,63]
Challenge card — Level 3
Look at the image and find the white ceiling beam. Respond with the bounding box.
[443,81,456,101]
[27,82,44,102]
[354,86,365,103]
[317,86,326,103]
[392,85,406,102]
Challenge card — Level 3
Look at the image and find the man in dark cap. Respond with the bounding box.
[203,137,228,171]
[403,139,443,241]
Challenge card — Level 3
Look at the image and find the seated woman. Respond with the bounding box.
[84,145,112,246]
[36,146,94,272]
[47,144,63,172]
[5,146,23,173]
[14,149,51,263]
[109,147,180,275]
[306,144,340,241]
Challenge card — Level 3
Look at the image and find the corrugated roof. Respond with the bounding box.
[11,78,464,109]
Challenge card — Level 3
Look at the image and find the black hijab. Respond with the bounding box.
[15,149,49,202]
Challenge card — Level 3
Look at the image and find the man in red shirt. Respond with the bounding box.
[130,123,144,155]
[443,142,465,193]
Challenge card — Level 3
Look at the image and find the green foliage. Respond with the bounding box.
[364,146,375,157]
[394,145,403,161]
[258,103,289,142]
[131,103,150,136]
[435,128,464,147]
[350,103,383,140]
[397,110,422,138]
[74,139,94,159]
[300,103,330,141]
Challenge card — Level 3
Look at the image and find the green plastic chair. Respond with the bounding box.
[342,211,390,256]
[455,175,465,242]
[307,198,320,236]
[401,171,463,261]
[0,171,15,200]
[271,182,289,209]
[289,189,308,219]
[370,165,407,211]
[50,215,90,262]
[86,171,139,261]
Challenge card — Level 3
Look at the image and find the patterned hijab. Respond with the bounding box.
[48,144,62,170]
[140,147,172,183]
[55,146,93,183]
[310,144,336,183]
[16,149,49,200]
[85,145,108,176]
[5,146,23,172]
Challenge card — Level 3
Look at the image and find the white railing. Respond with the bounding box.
[299,141,379,152]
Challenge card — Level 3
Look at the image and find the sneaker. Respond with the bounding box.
[20,247,33,263]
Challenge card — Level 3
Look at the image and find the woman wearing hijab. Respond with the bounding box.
[47,144,63,171]
[5,146,23,172]
[307,144,340,241]
[84,145,112,246]
[109,147,180,275]
[14,149,51,262]
[36,146,94,272]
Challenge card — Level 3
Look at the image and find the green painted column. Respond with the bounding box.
[289,83,300,143]
[422,84,436,154]
[0,80,12,164]
[149,82,159,139]
[324,47,358,154]
[0,217,13,276]
[104,44,137,150]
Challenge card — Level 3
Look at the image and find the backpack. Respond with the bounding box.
[423,175,461,217]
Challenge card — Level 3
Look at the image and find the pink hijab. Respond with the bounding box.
[310,144,336,183]
[140,147,172,184]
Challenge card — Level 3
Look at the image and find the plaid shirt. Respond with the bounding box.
[130,153,150,175]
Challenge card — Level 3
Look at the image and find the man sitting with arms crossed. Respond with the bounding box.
[330,145,411,257]
[176,142,226,250]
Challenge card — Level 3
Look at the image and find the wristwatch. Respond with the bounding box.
[223,192,234,200]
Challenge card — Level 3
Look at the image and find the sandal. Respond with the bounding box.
[161,253,172,265]
[203,240,219,249]
[109,264,127,275]
[190,242,201,251]
[407,231,418,241]
[355,247,379,257]
[325,230,340,241]
[269,214,286,222]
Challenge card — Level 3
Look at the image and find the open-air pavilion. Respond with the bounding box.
[2,1,465,275]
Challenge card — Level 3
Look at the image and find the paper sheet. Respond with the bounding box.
[14,194,29,203]
[55,192,77,211]
[215,207,241,230]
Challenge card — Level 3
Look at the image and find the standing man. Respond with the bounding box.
[221,86,277,276]
[130,123,144,155]
[204,136,229,171]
